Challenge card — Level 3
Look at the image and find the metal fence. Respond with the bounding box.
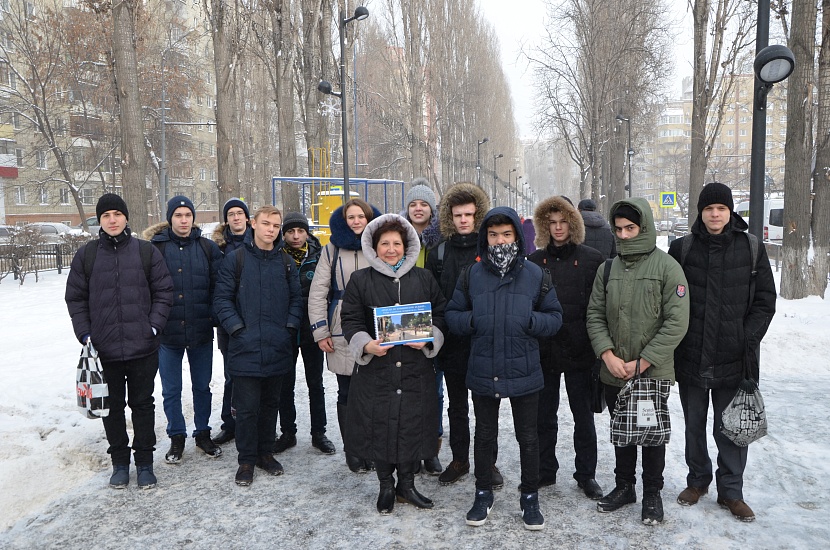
[0,241,87,282]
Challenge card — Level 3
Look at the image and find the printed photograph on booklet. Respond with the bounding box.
[374,302,433,346]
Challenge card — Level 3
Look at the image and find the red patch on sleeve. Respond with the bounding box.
[676,284,686,297]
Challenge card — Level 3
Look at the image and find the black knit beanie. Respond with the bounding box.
[167,195,196,225]
[222,197,250,223]
[282,211,310,234]
[614,204,641,227]
[96,193,129,222]
[697,182,734,212]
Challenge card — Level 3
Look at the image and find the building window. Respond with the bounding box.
[780,115,787,124]
[197,95,203,106]
[59,187,70,205]
[36,150,48,169]
[207,120,214,133]
[739,129,748,137]
[209,145,215,157]
[726,129,733,136]
[15,148,23,167]
[780,128,786,136]
[12,112,21,129]
[15,186,25,204]
[80,188,95,206]
[199,167,206,181]
[39,185,48,204]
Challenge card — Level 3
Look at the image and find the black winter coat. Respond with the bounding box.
[280,234,322,345]
[65,229,173,363]
[528,242,604,373]
[581,211,616,259]
[668,214,776,388]
[340,214,446,464]
[424,232,479,375]
[213,243,303,378]
[147,225,223,348]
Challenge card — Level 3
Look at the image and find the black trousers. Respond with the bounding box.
[605,384,665,490]
[472,391,539,493]
[537,368,598,483]
[679,382,748,500]
[233,375,283,465]
[217,329,235,432]
[278,342,328,435]
[101,353,159,467]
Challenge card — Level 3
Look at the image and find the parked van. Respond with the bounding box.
[735,198,784,241]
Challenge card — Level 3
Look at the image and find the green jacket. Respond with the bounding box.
[586,198,690,387]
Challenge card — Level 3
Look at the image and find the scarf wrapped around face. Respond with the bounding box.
[283,242,308,266]
[487,242,519,277]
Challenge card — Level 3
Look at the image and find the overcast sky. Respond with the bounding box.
[476,0,695,139]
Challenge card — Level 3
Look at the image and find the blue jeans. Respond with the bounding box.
[278,342,328,435]
[537,369,598,483]
[158,343,214,437]
[233,374,283,465]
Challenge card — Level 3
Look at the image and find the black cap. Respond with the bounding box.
[698,182,734,212]
[96,193,129,222]
[282,211,310,233]
[578,199,597,212]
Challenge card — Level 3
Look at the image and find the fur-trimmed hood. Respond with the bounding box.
[361,213,421,278]
[211,222,252,248]
[142,221,206,242]
[533,196,586,249]
[329,204,383,251]
[438,182,490,238]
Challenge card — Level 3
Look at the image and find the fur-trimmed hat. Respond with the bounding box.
[222,197,250,223]
[405,178,437,216]
[697,182,734,212]
[533,195,586,248]
[96,193,129,222]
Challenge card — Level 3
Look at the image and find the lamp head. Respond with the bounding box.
[754,44,795,85]
[354,6,369,20]
[479,137,489,145]
[495,153,504,159]
[615,114,628,122]
[318,80,333,95]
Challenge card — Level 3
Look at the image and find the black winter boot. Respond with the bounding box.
[395,461,434,509]
[597,482,637,513]
[375,461,396,514]
[337,403,366,473]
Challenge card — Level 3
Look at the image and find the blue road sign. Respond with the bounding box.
[660,192,676,208]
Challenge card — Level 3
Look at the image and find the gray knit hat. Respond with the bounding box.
[405,178,437,215]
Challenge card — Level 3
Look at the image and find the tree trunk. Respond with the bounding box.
[810,0,830,297]
[111,0,148,231]
[211,0,242,205]
[688,0,711,226]
[781,0,817,299]
[274,0,300,213]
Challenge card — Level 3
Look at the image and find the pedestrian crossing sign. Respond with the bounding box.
[660,192,676,208]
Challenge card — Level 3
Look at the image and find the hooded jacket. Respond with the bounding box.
[212,223,253,253]
[340,214,446,462]
[424,183,490,374]
[668,212,776,388]
[528,196,604,373]
[307,203,382,375]
[143,222,223,348]
[581,209,617,259]
[66,229,173,363]
[445,207,563,398]
[586,198,690,387]
[213,241,303,378]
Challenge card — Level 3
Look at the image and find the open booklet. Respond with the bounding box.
[374,302,434,346]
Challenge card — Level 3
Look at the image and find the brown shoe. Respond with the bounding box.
[717,497,756,522]
[677,486,709,506]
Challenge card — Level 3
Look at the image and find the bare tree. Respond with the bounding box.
[111,0,149,230]
[780,0,817,299]
[812,0,830,297]
[687,0,755,224]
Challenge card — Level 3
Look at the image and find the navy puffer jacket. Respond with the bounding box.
[280,233,322,345]
[145,223,223,348]
[445,207,564,398]
[213,243,303,377]
[65,229,173,363]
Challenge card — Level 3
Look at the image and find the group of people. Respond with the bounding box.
[65,179,775,531]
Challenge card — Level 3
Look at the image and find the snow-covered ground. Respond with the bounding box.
[1,244,828,548]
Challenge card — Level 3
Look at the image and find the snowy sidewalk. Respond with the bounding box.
[0,272,827,549]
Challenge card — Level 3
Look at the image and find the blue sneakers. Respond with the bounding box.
[466,489,495,526]
[520,492,545,530]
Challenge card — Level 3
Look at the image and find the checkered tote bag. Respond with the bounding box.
[610,360,671,447]
[76,340,109,419]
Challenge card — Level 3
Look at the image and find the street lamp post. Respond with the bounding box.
[508,168,517,209]
[318,6,369,204]
[616,114,633,198]
[493,153,503,205]
[477,138,489,187]
[749,1,794,238]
